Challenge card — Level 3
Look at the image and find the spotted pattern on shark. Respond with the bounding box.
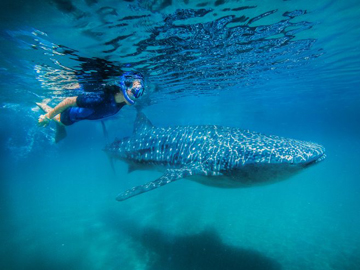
[105,113,325,201]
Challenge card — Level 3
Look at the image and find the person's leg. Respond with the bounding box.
[36,102,67,142]
[36,102,64,125]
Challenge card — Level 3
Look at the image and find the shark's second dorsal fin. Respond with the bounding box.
[133,112,154,134]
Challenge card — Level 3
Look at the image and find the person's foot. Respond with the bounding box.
[54,114,64,126]
[36,102,46,110]
[38,114,51,127]
[36,102,52,112]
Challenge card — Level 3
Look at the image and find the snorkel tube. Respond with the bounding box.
[119,72,144,105]
[121,83,135,105]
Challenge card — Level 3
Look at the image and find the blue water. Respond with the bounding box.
[1,0,360,269]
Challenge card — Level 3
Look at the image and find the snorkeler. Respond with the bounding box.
[37,72,145,142]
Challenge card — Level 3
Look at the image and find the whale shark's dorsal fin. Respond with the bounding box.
[133,112,154,135]
[116,165,211,201]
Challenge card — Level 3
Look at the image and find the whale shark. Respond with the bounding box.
[105,113,325,201]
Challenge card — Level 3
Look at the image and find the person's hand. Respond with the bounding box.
[38,114,51,127]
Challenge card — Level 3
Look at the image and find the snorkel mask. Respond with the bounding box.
[119,72,145,105]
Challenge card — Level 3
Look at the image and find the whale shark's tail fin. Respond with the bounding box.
[133,112,154,135]
[108,156,116,175]
[116,165,209,201]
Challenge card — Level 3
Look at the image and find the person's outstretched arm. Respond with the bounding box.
[38,97,77,127]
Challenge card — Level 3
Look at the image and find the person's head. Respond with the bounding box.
[119,72,145,105]
[104,84,121,96]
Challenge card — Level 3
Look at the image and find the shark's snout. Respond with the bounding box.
[302,144,326,166]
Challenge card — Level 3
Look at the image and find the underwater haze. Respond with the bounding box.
[1,0,360,269]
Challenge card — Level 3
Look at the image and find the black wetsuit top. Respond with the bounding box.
[60,92,125,126]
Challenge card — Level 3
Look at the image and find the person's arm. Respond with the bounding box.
[38,97,77,127]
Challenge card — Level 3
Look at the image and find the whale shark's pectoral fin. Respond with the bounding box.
[116,166,207,201]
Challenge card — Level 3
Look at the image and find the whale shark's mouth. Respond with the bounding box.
[304,153,326,167]
[315,153,326,163]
